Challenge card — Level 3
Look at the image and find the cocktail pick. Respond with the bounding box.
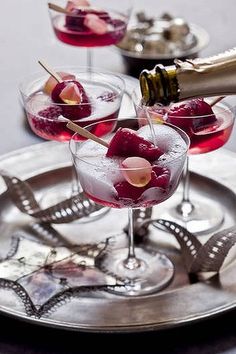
[48,2,90,14]
[48,2,70,15]
[210,96,225,107]
[65,119,109,147]
[38,60,62,83]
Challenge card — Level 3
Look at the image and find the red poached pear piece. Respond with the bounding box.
[106,128,163,161]
[51,80,91,120]
[114,166,170,201]
[84,14,108,34]
[66,0,90,12]
[166,99,217,134]
[59,82,82,104]
[65,8,111,32]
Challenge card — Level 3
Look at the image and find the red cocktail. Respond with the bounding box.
[77,123,187,208]
[20,67,125,142]
[51,8,128,47]
[19,67,124,222]
[164,99,234,155]
[48,0,130,67]
[136,96,235,234]
[70,117,189,296]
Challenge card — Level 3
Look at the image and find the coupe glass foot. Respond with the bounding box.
[102,247,174,296]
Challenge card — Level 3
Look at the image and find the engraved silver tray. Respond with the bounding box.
[1,142,236,333]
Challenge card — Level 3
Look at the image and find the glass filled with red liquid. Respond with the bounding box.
[70,117,189,296]
[134,90,235,234]
[48,0,131,67]
[19,67,125,221]
[20,67,125,142]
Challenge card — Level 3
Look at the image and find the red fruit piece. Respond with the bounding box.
[114,181,146,201]
[150,166,170,189]
[114,166,170,201]
[38,106,63,118]
[106,128,163,161]
[65,8,110,32]
[167,99,217,133]
[66,0,90,12]
[59,82,82,104]
[34,106,64,139]
[43,72,76,95]
[51,80,91,120]
[84,14,108,34]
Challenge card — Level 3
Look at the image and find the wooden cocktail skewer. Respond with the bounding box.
[65,119,109,148]
[38,60,109,147]
[210,96,225,107]
[65,95,226,147]
[38,60,62,83]
[48,2,91,13]
[48,2,70,14]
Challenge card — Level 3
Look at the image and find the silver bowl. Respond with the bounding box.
[116,20,209,77]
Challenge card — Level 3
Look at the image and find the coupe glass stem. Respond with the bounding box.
[123,208,141,270]
[87,48,93,70]
[71,163,80,196]
[176,156,195,217]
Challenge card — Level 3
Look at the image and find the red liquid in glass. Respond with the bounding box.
[28,111,118,142]
[52,14,127,47]
[169,107,234,155]
[77,124,188,209]
[84,188,174,209]
[147,105,234,155]
[188,116,234,154]
[26,83,121,142]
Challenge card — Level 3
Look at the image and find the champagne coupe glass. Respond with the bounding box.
[70,117,189,296]
[19,66,125,220]
[134,89,235,234]
[48,0,131,68]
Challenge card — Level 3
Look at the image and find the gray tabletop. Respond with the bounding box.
[1,0,236,353]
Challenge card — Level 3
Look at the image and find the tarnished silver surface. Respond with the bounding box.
[0,142,236,332]
[117,21,209,60]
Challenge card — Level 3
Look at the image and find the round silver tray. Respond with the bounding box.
[0,142,236,332]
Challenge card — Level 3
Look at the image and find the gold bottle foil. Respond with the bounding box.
[176,48,236,100]
[140,47,236,105]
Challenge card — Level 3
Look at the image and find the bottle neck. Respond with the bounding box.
[139,64,179,106]
[139,48,236,106]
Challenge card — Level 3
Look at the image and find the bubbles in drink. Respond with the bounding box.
[76,123,188,208]
[137,123,187,163]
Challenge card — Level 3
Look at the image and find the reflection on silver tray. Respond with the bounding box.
[0,142,236,332]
